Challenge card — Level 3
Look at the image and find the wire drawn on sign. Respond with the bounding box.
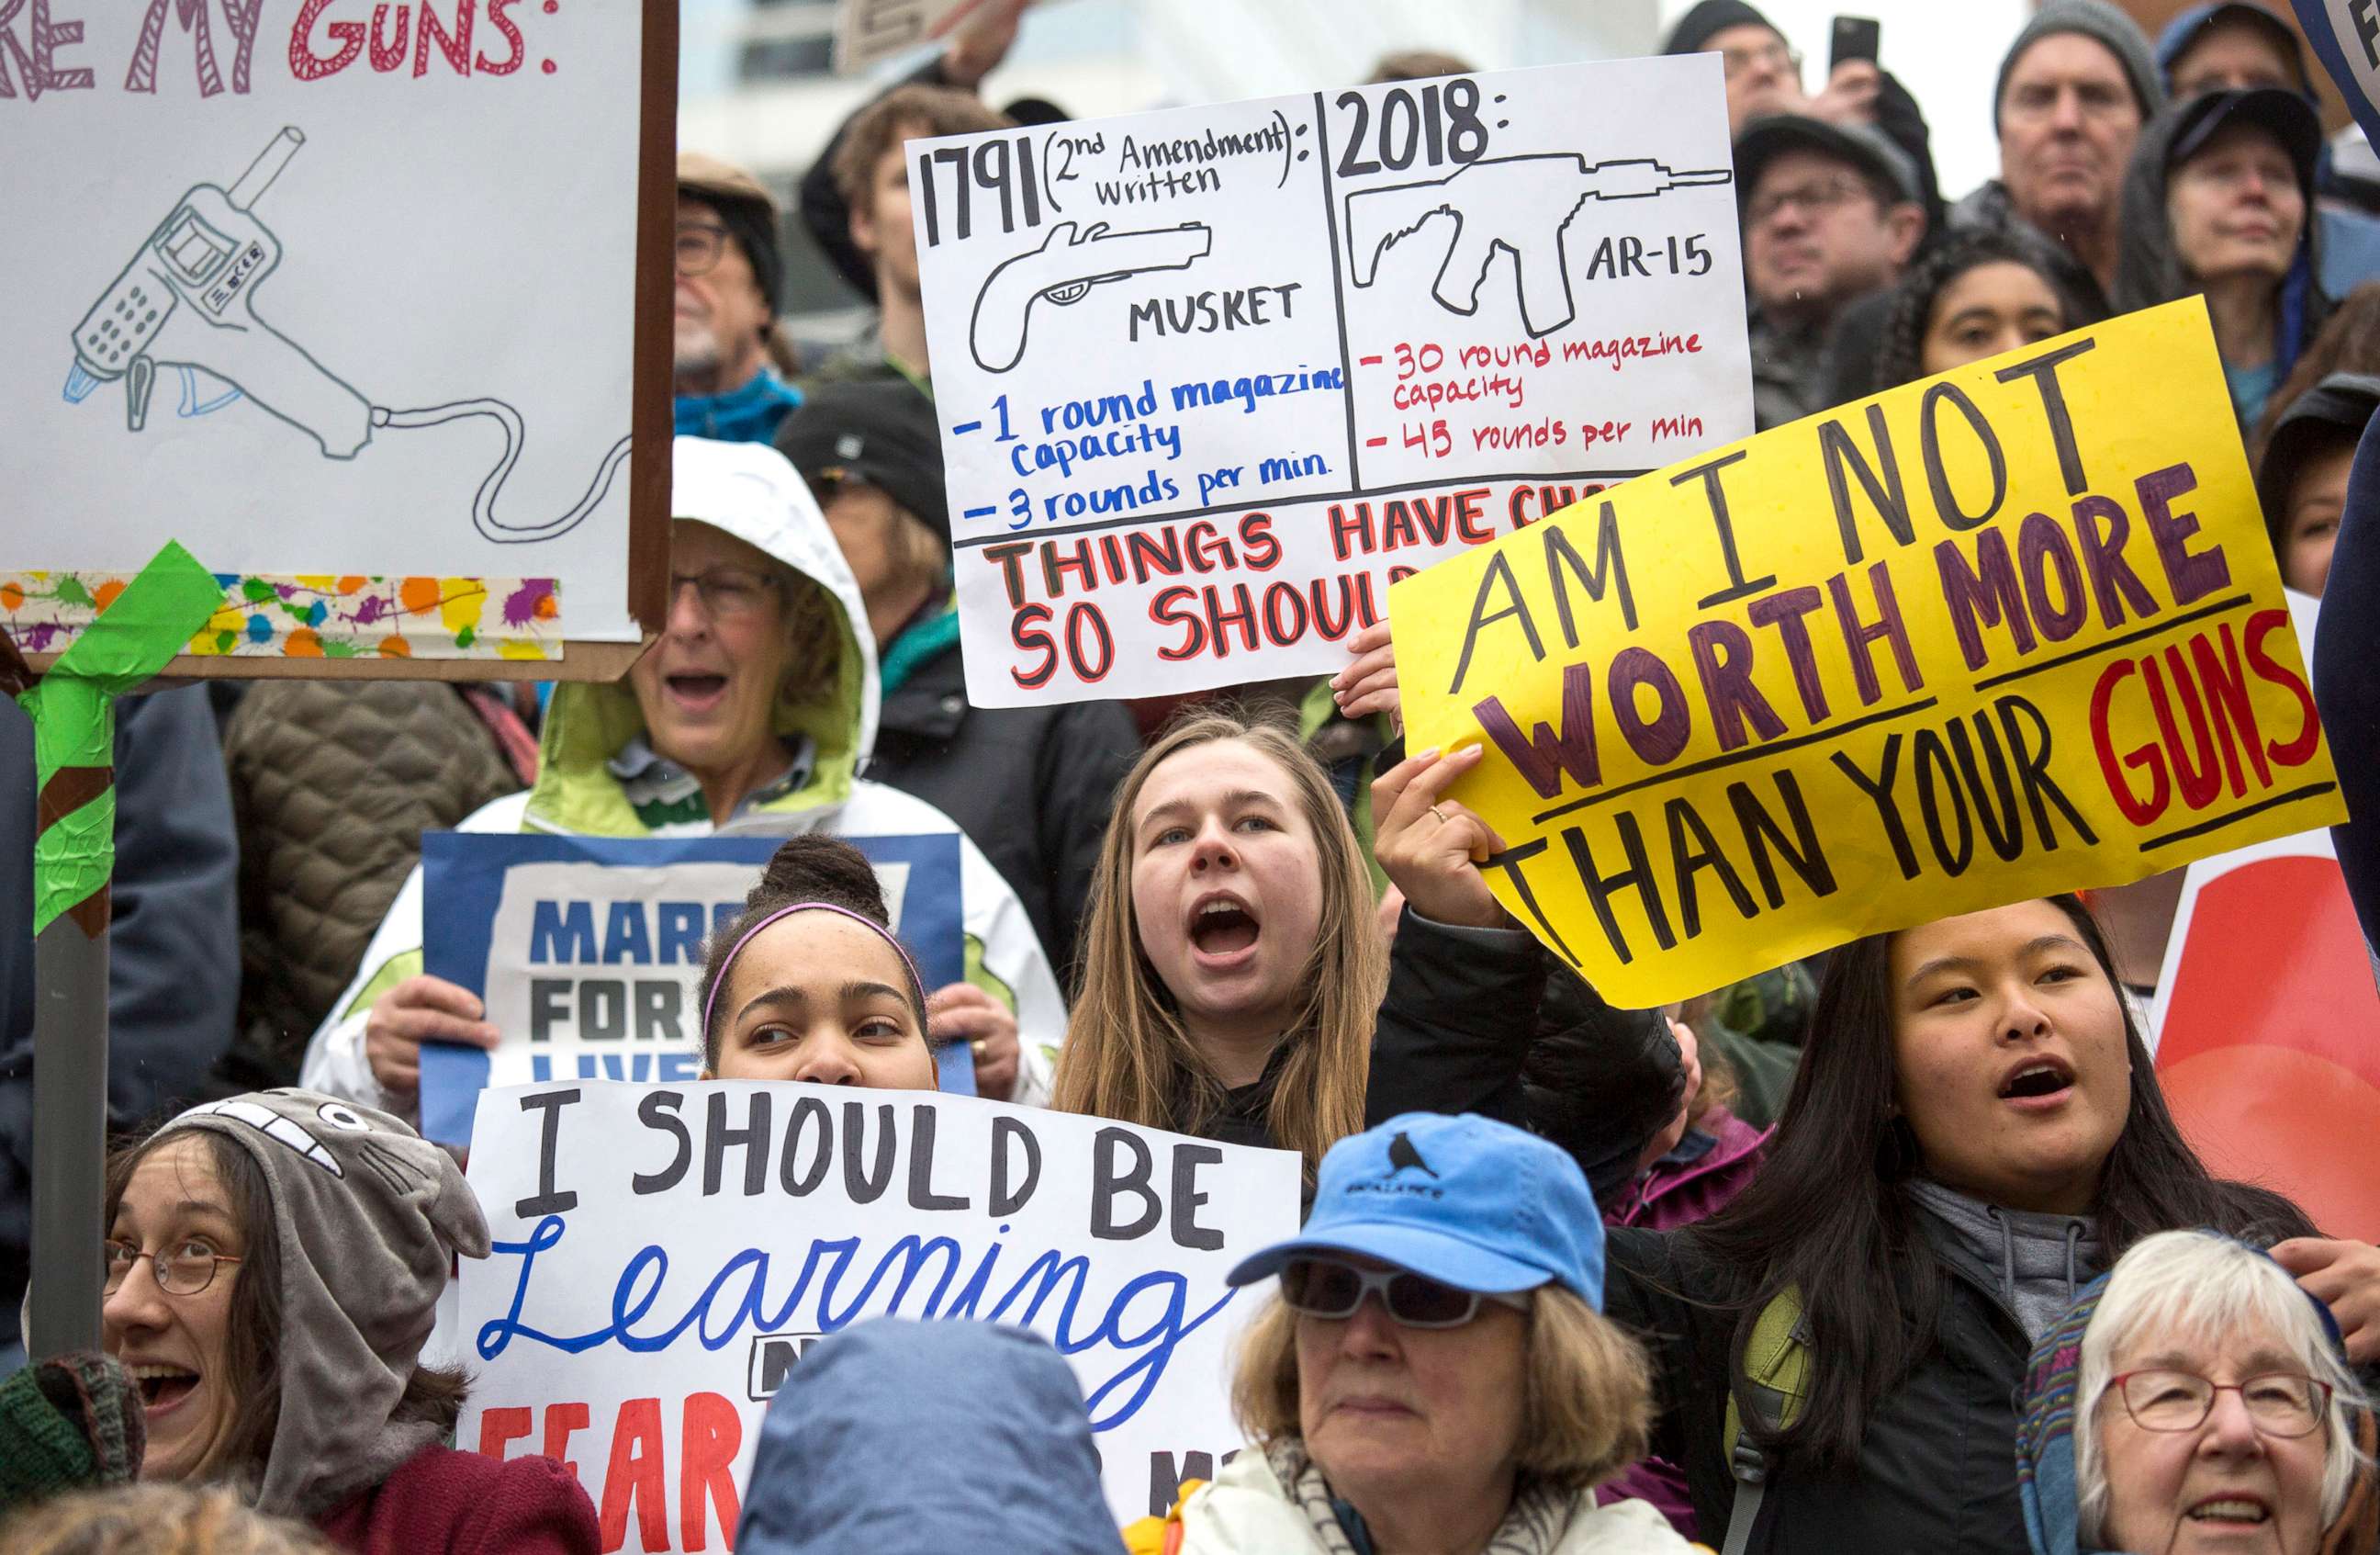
[1344,154,1731,340]
[969,220,1214,373]
[61,127,629,546]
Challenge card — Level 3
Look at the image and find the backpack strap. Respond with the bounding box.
[1719,1288,1811,1555]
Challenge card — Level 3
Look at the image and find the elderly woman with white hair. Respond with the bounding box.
[2017,1228,2378,1555]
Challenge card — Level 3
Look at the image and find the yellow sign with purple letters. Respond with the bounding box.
[1393,300,2345,1008]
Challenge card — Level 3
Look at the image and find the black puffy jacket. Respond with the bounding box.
[1363,907,1682,1206]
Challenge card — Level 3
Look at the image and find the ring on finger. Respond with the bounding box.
[971,1039,988,1060]
[1428,805,1451,823]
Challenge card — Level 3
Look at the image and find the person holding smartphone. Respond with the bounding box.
[1661,1,1883,136]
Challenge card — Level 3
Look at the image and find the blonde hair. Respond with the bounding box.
[0,1484,337,1555]
[1229,1285,1655,1495]
[1050,710,1383,1176]
[2078,1230,2369,1542]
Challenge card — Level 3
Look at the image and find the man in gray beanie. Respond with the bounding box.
[1952,0,2166,312]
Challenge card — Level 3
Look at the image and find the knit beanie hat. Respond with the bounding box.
[1993,0,2167,134]
[774,380,950,542]
[1664,0,1778,57]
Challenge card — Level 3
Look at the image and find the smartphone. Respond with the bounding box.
[1830,14,1881,70]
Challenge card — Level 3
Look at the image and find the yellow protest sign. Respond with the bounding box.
[1392,299,2345,1008]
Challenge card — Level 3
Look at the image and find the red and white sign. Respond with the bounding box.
[2150,828,2380,1241]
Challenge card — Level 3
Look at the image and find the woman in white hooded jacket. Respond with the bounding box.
[302,437,1064,1115]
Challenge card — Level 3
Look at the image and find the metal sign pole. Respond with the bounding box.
[28,912,108,1356]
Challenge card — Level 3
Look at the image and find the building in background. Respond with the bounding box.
[677,0,2028,344]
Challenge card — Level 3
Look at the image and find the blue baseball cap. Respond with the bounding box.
[1227,1113,1606,1308]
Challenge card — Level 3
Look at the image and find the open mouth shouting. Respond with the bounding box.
[1187,891,1263,972]
[1997,1054,2077,1111]
[126,1358,203,1420]
[661,669,733,716]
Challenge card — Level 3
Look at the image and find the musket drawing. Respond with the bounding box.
[1345,154,1731,339]
[969,220,1213,374]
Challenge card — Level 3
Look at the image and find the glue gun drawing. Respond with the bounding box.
[66,128,370,456]
[970,220,1212,373]
[1345,154,1731,339]
[62,128,628,546]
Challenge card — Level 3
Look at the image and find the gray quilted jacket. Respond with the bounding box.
[218,681,522,1087]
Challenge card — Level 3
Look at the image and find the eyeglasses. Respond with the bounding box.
[2106,1369,2333,1437]
[676,221,731,277]
[1279,1256,1531,1329]
[1747,175,1875,226]
[1721,39,1801,81]
[104,1238,242,1299]
[668,567,779,620]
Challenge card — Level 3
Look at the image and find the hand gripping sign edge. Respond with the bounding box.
[968,220,1216,374]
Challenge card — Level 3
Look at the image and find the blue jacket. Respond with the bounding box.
[0,684,240,1347]
[736,1317,1124,1554]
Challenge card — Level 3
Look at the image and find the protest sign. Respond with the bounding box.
[2150,828,2380,1241]
[2,0,672,677]
[2148,588,2380,1240]
[832,0,974,74]
[911,55,1753,706]
[2294,1,2380,153]
[1394,299,2346,1009]
[455,1080,1302,1548]
[419,833,969,1144]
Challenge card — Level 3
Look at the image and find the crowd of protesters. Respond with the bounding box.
[6,0,2380,1551]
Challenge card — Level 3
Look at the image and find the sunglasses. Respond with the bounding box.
[1279,1256,1531,1329]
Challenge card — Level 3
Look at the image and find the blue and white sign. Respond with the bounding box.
[2295,0,2380,150]
[421,832,967,1142]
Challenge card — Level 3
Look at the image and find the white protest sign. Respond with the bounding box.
[455,1082,1300,1549]
[912,55,1753,705]
[1,1,661,663]
[832,0,973,74]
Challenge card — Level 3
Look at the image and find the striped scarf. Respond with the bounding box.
[1264,1437,1577,1555]
[2015,1274,2107,1555]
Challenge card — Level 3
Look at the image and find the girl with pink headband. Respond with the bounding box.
[696,835,939,1090]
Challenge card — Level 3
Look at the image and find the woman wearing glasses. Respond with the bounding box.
[1127,1112,1692,1554]
[300,437,1066,1116]
[1367,742,2380,1555]
[99,1090,597,1551]
[2017,1229,2376,1555]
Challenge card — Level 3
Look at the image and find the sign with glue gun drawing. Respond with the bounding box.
[455,1080,1301,1548]
[911,55,1755,706]
[417,831,969,1147]
[1,1,674,673]
[1394,301,2345,1009]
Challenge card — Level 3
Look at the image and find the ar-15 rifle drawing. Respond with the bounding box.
[1345,154,1731,339]
[969,220,1212,374]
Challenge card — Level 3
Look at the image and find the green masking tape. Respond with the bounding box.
[17,541,224,934]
